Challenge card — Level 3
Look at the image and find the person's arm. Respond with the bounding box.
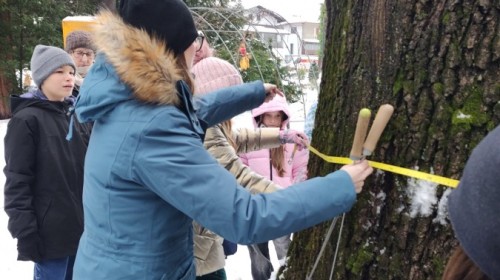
[232,127,281,154]
[232,127,308,154]
[133,110,358,244]
[193,81,265,127]
[4,116,43,261]
[204,126,280,194]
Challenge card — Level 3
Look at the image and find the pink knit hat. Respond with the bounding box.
[192,57,243,96]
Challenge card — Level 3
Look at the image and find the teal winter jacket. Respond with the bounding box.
[73,11,357,280]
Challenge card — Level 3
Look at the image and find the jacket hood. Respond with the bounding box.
[10,90,71,115]
[251,94,291,129]
[76,10,183,123]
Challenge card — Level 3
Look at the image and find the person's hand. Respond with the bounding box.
[279,129,309,150]
[340,160,373,193]
[17,233,43,262]
[263,83,283,103]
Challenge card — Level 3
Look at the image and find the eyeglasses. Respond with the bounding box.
[72,50,95,60]
[195,33,205,52]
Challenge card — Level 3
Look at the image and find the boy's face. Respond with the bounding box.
[41,65,75,101]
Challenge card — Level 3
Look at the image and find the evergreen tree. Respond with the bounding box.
[0,0,99,118]
[308,61,319,87]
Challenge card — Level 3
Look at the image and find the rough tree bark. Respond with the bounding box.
[0,10,12,119]
[0,71,11,119]
[283,0,499,279]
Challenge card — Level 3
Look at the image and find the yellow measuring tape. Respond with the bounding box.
[307,145,459,188]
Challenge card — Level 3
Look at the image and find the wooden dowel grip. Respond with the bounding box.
[350,109,371,160]
[363,104,394,156]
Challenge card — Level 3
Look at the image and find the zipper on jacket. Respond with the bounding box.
[269,150,273,181]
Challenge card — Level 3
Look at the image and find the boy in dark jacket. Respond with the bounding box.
[3,45,90,280]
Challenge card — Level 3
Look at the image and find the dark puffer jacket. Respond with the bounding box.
[3,92,91,262]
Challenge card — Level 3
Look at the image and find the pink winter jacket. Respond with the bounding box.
[240,95,309,188]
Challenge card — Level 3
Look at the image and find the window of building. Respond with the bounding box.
[314,27,320,39]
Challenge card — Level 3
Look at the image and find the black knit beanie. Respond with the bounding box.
[448,125,500,279]
[119,0,198,56]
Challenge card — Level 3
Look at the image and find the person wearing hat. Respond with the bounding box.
[65,30,96,96]
[72,0,373,279]
[443,125,500,280]
[4,45,91,279]
[193,31,214,65]
[191,57,309,280]
[240,91,310,280]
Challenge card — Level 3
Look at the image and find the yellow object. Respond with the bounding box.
[239,55,250,71]
[350,108,371,160]
[307,145,459,188]
[62,16,96,48]
[360,108,371,118]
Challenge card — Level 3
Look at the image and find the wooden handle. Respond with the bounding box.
[362,104,394,156]
[350,108,371,160]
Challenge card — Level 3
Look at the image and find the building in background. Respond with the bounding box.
[243,6,319,69]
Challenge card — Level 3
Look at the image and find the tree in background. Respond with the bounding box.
[308,61,320,89]
[0,0,99,119]
[190,1,303,103]
[284,0,499,279]
[317,3,326,65]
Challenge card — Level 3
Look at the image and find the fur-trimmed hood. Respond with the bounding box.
[76,10,186,123]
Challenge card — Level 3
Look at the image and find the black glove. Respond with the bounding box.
[17,233,43,262]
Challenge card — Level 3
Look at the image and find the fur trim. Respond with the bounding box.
[92,10,182,105]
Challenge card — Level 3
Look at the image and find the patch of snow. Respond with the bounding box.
[456,111,471,119]
[376,191,386,201]
[433,188,452,225]
[1,120,34,279]
[406,167,439,218]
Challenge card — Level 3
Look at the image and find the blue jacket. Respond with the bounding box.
[73,11,357,280]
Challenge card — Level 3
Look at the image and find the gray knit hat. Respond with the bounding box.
[30,45,76,87]
[448,125,500,279]
[65,30,96,52]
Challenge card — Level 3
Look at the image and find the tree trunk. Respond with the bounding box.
[0,10,12,119]
[0,70,11,119]
[284,0,499,279]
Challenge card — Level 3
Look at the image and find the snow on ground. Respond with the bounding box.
[225,244,281,280]
[1,119,34,278]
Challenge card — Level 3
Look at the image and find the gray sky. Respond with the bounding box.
[240,0,323,21]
